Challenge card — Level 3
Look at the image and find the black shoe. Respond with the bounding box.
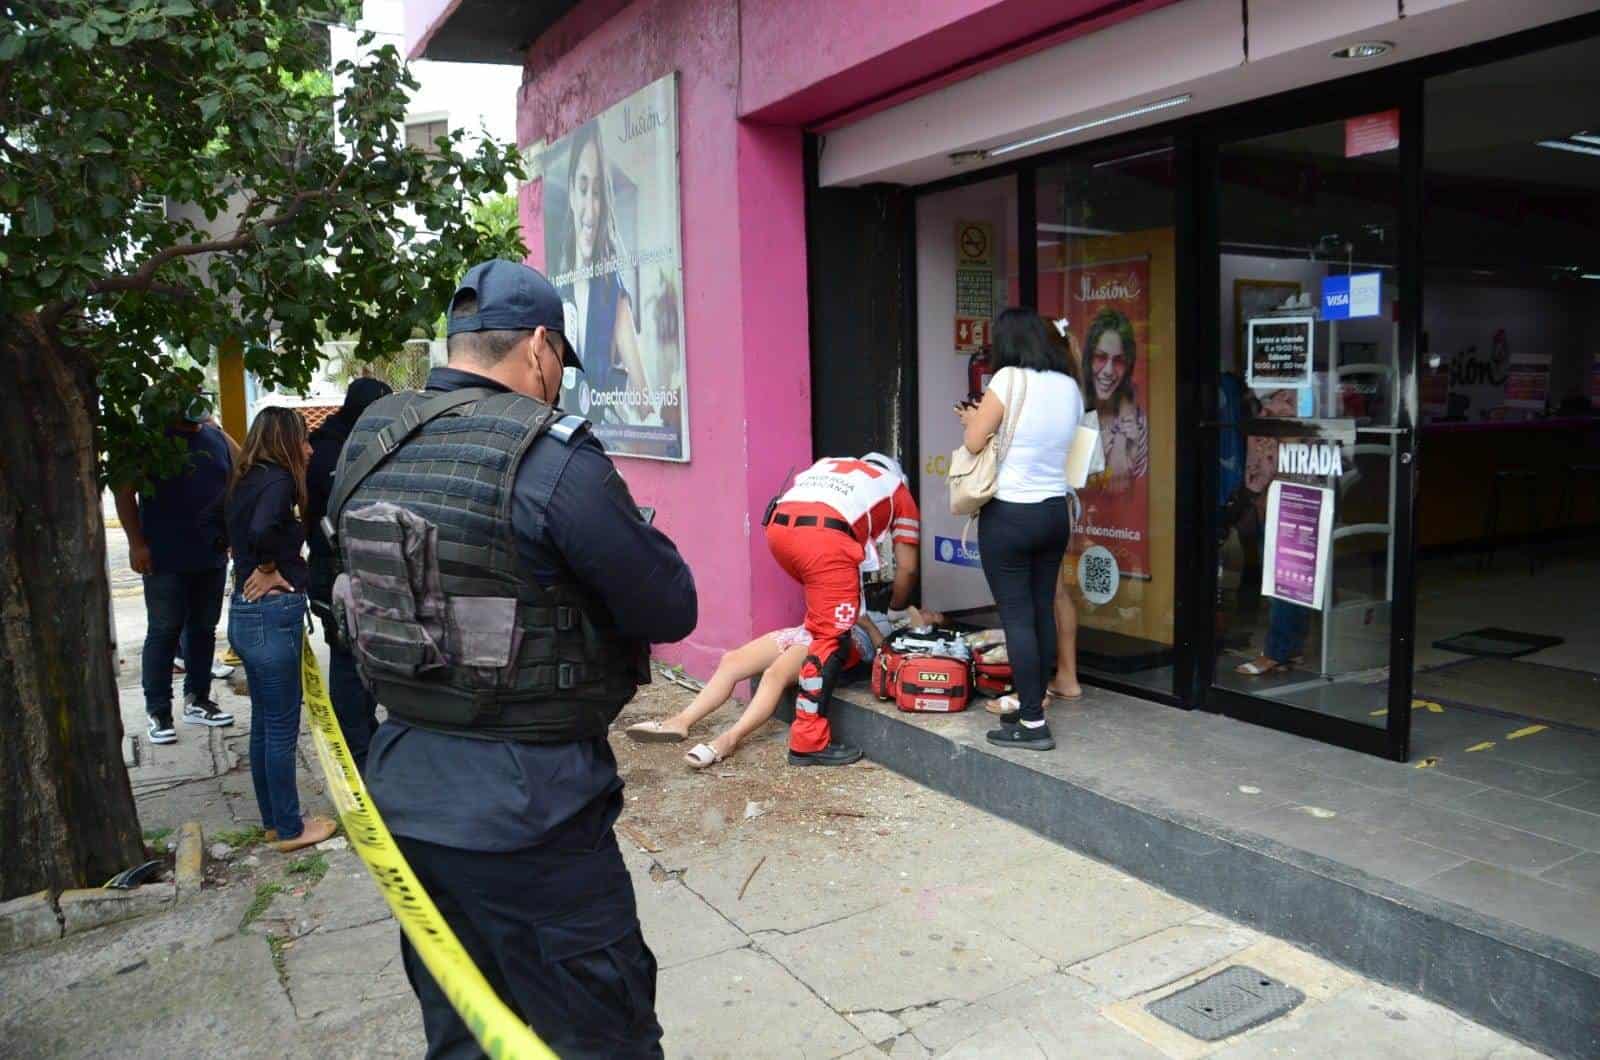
[148,715,177,745]
[788,743,864,767]
[986,724,1055,751]
[182,694,235,727]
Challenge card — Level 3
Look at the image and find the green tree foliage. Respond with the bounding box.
[0,0,525,485]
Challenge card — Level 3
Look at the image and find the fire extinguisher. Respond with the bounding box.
[967,346,993,403]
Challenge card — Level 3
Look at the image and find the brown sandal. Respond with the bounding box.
[269,816,337,853]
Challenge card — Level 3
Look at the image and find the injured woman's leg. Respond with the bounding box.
[624,631,791,743]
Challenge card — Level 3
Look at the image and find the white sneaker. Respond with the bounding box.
[148,715,177,745]
[182,694,235,727]
[210,661,235,679]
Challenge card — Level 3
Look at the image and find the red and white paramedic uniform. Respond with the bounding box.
[765,457,920,753]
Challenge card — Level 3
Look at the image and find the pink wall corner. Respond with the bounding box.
[519,178,544,270]
[736,121,813,638]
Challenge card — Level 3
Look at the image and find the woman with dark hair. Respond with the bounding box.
[557,121,652,420]
[226,406,336,853]
[1083,307,1150,494]
[956,309,1085,750]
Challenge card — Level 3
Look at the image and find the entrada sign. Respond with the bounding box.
[1277,442,1343,477]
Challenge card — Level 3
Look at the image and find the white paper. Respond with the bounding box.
[1065,414,1103,489]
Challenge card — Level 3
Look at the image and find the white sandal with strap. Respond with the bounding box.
[684,743,726,770]
[626,719,686,744]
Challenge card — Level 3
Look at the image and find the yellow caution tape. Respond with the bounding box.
[300,635,557,1060]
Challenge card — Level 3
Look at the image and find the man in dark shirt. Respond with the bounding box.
[354,261,697,1058]
[113,396,236,745]
[305,378,391,771]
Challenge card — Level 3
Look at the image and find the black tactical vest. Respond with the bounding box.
[330,389,643,742]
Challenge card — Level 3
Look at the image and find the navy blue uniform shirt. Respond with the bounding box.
[140,425,231,574]
[364,368,698,852]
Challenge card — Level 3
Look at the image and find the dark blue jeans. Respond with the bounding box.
[229,593,309,841]
[1266,599,1311,662]
[141,568,227,718]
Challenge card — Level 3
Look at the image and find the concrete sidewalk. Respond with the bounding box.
[0,573,1548,1057]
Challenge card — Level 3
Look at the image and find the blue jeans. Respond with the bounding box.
[229,593,309,841]
[1266,599,1311,662]
[142,568,227,718]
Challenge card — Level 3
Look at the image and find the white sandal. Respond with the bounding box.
[626,720,686,743]
[684,743,726,770]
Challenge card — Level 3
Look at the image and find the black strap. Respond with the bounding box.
[323,388,498,546]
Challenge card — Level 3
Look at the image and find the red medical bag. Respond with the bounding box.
[871,649,906,701]
[894,656,972,713]
[972,644,1013,697]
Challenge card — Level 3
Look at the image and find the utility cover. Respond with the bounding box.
[1146,965,1305,1041]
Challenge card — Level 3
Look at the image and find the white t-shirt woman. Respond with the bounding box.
[989,365,1085,503]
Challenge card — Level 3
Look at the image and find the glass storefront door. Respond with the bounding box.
[1204,106,1419,759]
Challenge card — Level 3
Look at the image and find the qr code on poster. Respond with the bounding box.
[1083,553,1114,597]
[1078,545,1119,605]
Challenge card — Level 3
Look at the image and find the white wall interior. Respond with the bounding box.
[819,0,1598,188]
[915,175,1017,614]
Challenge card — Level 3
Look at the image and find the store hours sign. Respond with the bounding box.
[954,220,994,352]
[1247,316,1315,389]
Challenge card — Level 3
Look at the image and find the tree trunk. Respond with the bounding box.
[0,313,144,900]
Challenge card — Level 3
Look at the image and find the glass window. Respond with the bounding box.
[1211,115,1402,728]
[406,118,449,155]
[1036,140,1178,694]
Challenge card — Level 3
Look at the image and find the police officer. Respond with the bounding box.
[329,259,697,1059]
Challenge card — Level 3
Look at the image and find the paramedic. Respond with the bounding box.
[765,453,921,766]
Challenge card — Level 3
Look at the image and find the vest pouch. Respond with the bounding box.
[445,596,524,691]
[340,502,447,680]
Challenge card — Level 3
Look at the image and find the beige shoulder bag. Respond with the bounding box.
[947,369,1028,518]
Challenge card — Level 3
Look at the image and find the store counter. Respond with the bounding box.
[1418,417,1600,547]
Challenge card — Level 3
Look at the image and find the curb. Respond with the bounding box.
[174,821,204,897]
[0,820,203,955]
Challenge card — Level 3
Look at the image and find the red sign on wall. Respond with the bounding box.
[955,316,990,351]
[1345,110,1400,158]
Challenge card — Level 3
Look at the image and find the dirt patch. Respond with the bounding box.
[612,681,927,858]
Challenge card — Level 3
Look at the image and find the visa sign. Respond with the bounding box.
[1321,272,1382,320]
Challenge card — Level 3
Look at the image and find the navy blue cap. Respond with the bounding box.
[447,259,582,371]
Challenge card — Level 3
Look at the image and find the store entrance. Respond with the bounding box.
[1409,35,1600,740]
[1204,101,1418,759]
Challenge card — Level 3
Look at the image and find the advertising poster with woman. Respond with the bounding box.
[1066,258,1152,580]
[543,75,689,461]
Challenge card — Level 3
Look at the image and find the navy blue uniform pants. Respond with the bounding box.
[309,556,379,772]
[395,832,664,1060]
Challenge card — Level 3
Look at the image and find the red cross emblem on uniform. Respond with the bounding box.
[833,602,858,629]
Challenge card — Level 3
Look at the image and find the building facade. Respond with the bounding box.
[404,0,1600,761]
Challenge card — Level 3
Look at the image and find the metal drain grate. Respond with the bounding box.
[1146,965,1305,1041]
